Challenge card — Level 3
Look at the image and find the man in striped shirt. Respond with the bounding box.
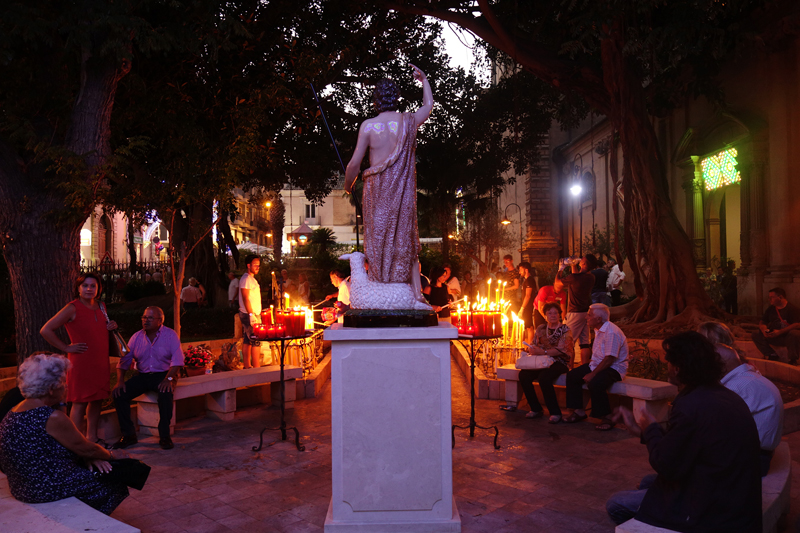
[564,303,628,430]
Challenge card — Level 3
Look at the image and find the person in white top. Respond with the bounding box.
[328,269,351,308]
[698,321,784,476]
[606,260,626,306]
[564,303,628,430]
[238,255,262,369]
[226,272,239,309]
[180,278,202,309]
[443,263,461,298]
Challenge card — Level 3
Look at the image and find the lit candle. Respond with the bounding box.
[284,292,290,310]
[486,278,492,299]
[495,287,499,305]
[501,281,507,301]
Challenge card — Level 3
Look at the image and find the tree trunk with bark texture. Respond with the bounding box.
[269,195,285,263]
[600,29,716,323]
[0,47,128,362]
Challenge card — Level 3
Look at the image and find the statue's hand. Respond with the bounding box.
[410,63,425,82]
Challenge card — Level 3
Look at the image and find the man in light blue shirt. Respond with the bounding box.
[112,306,183,450]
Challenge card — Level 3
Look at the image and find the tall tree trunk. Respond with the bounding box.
[0,47,128,362]
[269,195,285,263]
[218,206,239,270]
[601,28,715,322]
[126,214,138,275]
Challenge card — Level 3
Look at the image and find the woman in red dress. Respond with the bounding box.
[41,274,118,445]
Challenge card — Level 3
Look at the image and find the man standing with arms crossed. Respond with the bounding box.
[239,254,262,369]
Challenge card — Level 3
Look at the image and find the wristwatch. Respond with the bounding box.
[167,377,173,381]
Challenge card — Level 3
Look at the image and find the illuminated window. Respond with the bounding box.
[702,148,740,191]
[80,229,92,246]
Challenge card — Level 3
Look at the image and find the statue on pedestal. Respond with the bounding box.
[344,65,433,311]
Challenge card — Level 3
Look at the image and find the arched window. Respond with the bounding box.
[98,215,112,259]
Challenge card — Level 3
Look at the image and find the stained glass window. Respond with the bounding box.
[702,148,740,191]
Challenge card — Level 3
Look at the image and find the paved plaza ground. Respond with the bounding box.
[108,358,800,532]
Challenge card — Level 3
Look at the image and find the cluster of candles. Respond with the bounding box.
[447,281,527,350]
[251,300,313,340]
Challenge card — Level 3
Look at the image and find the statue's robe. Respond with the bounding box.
[362,112,421,284]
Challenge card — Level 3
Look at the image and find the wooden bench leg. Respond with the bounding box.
[271,378,297,409]
[504,380,522,409]
[206,389,236,421]
[137,400,176,436]
[633,398,671,425]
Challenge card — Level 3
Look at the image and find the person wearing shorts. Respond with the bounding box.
[555,255,596,365]
[239,254,262,368]
[518,262,538,344]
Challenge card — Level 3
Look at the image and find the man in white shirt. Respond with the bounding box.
[238,255,262,369]
[443,263,461,298]
[328,269,351,310]
[717,345,783,476]
[606,259,626,306]
[180,278,202,309]
[227,272,239,309]
[565,303,628,430]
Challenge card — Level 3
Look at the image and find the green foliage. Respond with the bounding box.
[581,223,629,264]
[109,307,237,341]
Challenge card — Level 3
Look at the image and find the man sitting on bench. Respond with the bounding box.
[563,303,628,430]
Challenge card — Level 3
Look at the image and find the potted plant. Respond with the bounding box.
[183,344,214,377]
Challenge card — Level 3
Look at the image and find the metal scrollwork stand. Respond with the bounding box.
[253,332,312,452]
[452,335,501,450]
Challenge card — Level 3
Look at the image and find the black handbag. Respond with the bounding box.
[97,458,151,491]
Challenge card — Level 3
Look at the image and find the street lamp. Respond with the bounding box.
[501,203,523,259]
[571,153,583,256]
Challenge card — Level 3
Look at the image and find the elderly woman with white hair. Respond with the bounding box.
[0,353,131,514]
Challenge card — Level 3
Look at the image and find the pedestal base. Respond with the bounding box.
[324,323,460,532]
[324,497,461,532]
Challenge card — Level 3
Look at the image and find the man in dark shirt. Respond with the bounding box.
[606,332,762,532]
[517,262,538,344]
[752,287,800,364]
[590,263,610,306]
[554,254,596,365]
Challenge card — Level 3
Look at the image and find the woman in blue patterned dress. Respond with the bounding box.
[0,353,131,515]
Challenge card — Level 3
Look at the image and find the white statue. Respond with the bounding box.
[340,252,431,311]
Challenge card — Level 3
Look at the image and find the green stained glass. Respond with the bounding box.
[702,147,740,191]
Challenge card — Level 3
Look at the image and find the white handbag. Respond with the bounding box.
[515,355,554,370]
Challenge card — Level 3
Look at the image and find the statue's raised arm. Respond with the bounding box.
[341,65,434,309]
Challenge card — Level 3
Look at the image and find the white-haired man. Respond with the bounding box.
[112,306,183,450]
[564,303,628,430]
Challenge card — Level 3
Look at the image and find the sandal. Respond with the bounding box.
[595,418,616,431]
[499,405,517,412]
[525,411,543,419]
[564,412,588,424]
[548,415,562,424]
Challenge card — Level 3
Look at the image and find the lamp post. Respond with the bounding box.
[500,203,523,259]
[570,154,584,256]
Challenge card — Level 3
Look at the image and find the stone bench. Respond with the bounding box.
[616,440,791,533]
[496,364,678,422]
[134,365,302,436]
[0,472,138,533]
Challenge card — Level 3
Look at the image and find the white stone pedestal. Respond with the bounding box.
[323,323,461,532]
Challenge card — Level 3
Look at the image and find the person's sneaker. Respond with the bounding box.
[159,437,174,450]
[110,435,138,449]
[526,411,543,419]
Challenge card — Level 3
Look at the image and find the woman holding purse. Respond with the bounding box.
[517,302,573,423]
[41,273,118,446]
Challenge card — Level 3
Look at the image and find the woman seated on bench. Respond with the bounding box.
[0,352,131,515]
[519,303,573,423]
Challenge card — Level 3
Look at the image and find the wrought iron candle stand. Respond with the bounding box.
[452,334,502,450]
[253,331,312,452]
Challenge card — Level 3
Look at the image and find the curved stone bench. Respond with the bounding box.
[0,473,138,533]
[496,364,678,422]
[615,440,791,533]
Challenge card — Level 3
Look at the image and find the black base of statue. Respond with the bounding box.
[343,309,439,328]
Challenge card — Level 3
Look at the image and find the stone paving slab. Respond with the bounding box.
[103,356,800,533]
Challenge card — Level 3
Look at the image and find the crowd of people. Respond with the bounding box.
[0,249,789,529]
